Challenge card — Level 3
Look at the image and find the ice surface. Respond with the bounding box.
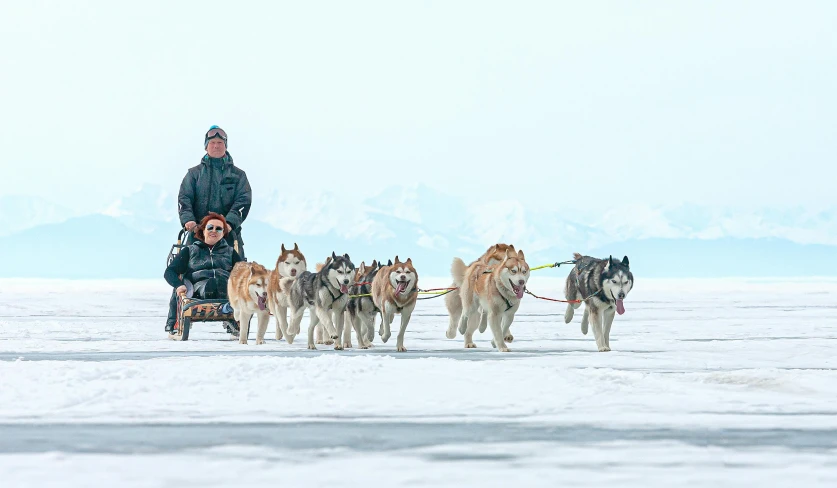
[1,277,836,487]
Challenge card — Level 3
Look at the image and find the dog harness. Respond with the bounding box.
[393,288,418,313]
[385,282,418,313]
[357,283,379,313]
[574,260,610,303]
[320,276,345,309]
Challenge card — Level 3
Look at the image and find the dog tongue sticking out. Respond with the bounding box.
[258,295,267,311]
[340,284,349,294]
[512,283,524,299]
[616,299,625,315]
[395,281,408,295]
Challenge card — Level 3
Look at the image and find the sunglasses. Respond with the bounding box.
[206,127,227,141]
[205,224,225,232]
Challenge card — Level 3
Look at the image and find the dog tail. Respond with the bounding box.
[450,257,467,287]
[315,262,326,272]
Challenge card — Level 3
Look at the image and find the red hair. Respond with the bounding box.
[194,212,228,242]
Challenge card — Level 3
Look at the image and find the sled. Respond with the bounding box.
[168,294,236,341]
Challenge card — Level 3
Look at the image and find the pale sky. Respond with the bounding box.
[3,1,835,214]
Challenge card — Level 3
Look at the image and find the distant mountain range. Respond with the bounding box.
[2,184,835,278]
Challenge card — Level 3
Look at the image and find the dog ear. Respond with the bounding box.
[281,244,286,253]
[405,258,412,266]
[622,256,629,268]
[387,259,393,266]
[294,243,299,251]
[358,262,366,274]
[343,253,350,261]
[332,251,338,260]
[517,250,525,261]
[371,259,377,268]
[394,255,401,264]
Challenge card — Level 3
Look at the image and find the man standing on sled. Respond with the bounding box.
[165,125,253,332]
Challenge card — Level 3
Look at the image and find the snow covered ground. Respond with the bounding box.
[1,277,836,487]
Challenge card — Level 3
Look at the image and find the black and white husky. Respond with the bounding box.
[564,253,633,352]
[284,252,356,350]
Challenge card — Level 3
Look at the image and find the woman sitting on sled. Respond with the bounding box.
[164,212,243,330]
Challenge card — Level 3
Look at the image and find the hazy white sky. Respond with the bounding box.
[3,1,835,214]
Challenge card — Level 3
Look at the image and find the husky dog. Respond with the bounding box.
[345,260,383,349]
[228,261,271,345]
[371,256,419,352]
[451,249,529,351]
[266,243,307,344]
[283,252,355,350]
[445,244,517,340]
[564,253,633,352]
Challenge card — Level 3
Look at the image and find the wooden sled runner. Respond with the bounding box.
[168,296,236,341]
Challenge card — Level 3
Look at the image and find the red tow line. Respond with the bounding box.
[524,288,581,304]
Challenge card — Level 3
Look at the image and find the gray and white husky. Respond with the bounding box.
[344,260,383,349]
[283,252,356,350]
[564,253,633,352]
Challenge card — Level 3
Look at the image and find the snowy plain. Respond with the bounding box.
[0,277,836,487]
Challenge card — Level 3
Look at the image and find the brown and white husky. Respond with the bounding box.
[450,248,529,352]
[228,261,271,345]
[444,243,517,340]
[266,243,307,344]
[371,256,418,352]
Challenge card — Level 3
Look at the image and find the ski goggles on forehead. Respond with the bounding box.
[205,127,227,141]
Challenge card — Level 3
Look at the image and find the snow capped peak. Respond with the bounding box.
[101,184,174,224]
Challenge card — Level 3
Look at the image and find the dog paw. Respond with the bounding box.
[307,344,317,350]
[256,339,265,345]
[397,345,407,352]
[239,339,248,345]
[465,342,477,349]
[334,344,344,350]
[598,346,610,352]
[504,334,514,342]
[315,339,325,344]
[325,339,334,345]
[285,335,295,345]
[498,346,511,352]
[381,332,391,343]
[343,342,353,349]
[445,328,457,339]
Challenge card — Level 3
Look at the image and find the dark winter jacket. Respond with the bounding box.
[164,238,243,288]
[177,152,252,231]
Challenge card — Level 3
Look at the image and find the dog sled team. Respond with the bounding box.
[223,241,632,353]
[166,125,634,352]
